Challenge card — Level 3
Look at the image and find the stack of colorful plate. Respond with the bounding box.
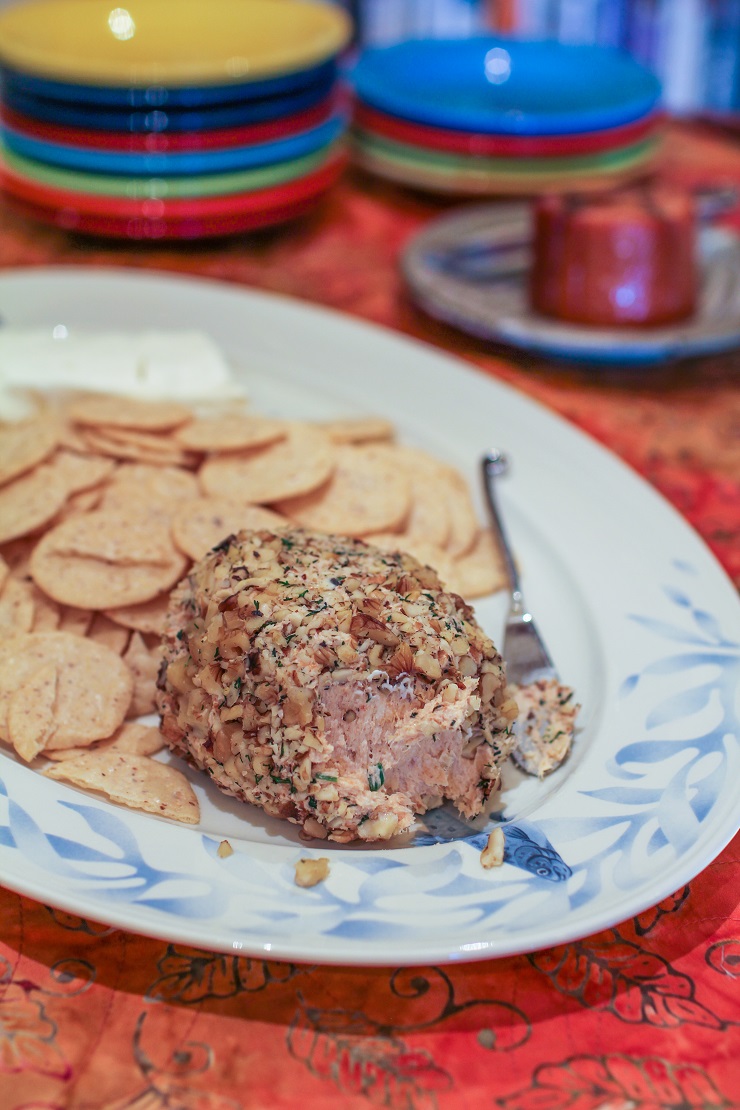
[0,0,352,239]
[351,38,664,196]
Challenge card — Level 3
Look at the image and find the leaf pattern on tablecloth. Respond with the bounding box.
[633,886,691,935]
[287,1000,452,1110]
[706,939,740,980]
[99,1012,243,1110]
[40,959,96,998]
[0,982,69,1079]
[146,943,306,1003]
[529,929,725,1028]
[285,970,530,1109]
[387,967,530,1049]
[494,1054,731,1110]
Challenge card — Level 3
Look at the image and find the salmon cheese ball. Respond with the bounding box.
[157,528,518,842]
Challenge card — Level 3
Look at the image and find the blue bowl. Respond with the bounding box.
[1,113,347,175]
[352,38,662,136]
[2,79,334,132]
[0,58,337,108]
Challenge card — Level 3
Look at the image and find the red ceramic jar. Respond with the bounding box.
[530,186,698,327]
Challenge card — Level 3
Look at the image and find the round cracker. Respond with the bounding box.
[174,414,287,452]
[30,509,187,609]
[447,528,508,600]
[319,416,395,445]
[199,424,335,504]
[45,721,165,762]
[80,426,192,467]
[30,583,62,631]
[94,426,180,453]
[46,449,116,496]
[100,463,199,516]
[0,576,35,634]
[43,750,200,824]
[275,444,410,537]
[104,592,171,635]
[0,465,69,545]
[66,394,191,431]
[7,661,57,761]
[0,631,133,747]
[59,486,107,519]
[87,612,131,654]
[122,631,161,718]
[0,417,60,486]
[373,444,452,548]
[171,497,287,561]
[440,466,480,559]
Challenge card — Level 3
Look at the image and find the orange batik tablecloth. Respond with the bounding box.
[0,123,738,1109]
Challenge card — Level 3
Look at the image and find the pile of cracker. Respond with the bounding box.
[0,391,505,825]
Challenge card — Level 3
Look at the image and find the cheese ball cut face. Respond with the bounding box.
[156,528,518,843]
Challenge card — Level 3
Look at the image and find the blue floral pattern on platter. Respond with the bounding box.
[0,564,738,960]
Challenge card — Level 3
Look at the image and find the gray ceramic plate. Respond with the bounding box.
[402,201,740,364]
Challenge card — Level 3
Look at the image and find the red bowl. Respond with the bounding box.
[353,101,663,158]
[6,192,326,238]
[1,95,341,154]
[0,149,346,219]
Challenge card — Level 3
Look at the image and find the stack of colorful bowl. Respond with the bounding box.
[351,38,664,196]
[0,0,352,239]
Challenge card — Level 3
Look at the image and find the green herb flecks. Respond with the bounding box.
[368,763,385,791]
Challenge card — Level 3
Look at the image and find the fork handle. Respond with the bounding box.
[481,451,521,600]
[481,451,556,679]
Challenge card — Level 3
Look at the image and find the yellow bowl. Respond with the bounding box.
[0,0,352,87]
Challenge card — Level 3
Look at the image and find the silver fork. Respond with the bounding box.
[481,450,557,688]
[407,450,570,843]
[482,450,575,778]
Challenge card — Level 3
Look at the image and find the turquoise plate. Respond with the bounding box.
[352,38,661,136]
[2,114,346,175]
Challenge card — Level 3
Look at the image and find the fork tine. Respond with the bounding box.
[504,617,556,685]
